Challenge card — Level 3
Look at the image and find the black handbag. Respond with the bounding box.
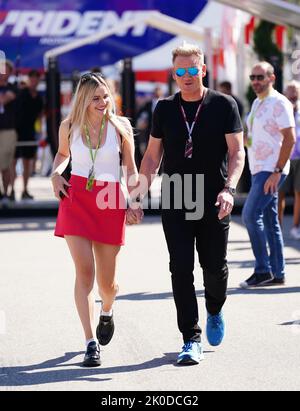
[59,123,72,199]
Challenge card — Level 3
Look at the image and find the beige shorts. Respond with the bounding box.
[0,129,17,171]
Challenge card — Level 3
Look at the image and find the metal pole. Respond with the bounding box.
[204,28,214,90]
[46,57,61,156]
[121,58,136,124]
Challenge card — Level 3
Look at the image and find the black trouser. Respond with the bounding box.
[162,209,230,343]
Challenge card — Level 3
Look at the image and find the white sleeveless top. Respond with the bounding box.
[70,121,121,182]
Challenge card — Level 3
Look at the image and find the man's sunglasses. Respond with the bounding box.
[175,67,200,77]
[249,74,266,81]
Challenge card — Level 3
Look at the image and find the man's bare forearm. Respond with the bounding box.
[276,133,295,170]
[226,149,245,188]
[138,155,162,197]
[125,167,139,195]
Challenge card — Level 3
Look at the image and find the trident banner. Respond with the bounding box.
[0,0,207,72]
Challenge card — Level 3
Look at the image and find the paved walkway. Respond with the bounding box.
[0,214,299,391]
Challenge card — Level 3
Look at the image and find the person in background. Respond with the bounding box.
[278,81,300,239]
[105,78,122,116]
[218,81,244,119]
[11,69,44,200]
[135,86,165,168]
[240,62,295,288]
[219,82,252,194]
[0,60,17,204]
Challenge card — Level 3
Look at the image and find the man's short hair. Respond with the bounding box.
[172,43,204,65]
[252,61,275,76]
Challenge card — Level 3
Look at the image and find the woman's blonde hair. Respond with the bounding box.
[66,72,131,144]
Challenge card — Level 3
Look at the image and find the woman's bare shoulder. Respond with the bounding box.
[60,118,71,128]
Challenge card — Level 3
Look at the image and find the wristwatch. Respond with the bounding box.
[274,167,283,173]
[224,186,236,196]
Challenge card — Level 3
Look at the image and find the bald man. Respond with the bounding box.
[241,62,296,288]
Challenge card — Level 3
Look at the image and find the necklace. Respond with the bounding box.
[87,118,103,134]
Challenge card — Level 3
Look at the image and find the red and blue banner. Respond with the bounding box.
[0,0,207,72]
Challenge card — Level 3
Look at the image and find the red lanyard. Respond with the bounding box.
[180,88,207,159]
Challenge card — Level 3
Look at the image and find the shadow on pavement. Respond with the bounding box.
[279,321,297,326]
[0,216,162,233]
[0,351,109,386]
[0,351,202,388]
[112,286,300,302]
[228,257,300,268]
[0,218,56,233]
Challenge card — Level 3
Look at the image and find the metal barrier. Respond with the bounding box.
[15,141,40,147]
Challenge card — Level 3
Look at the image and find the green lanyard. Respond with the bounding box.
[84,117,106,191]
[247,97,267,148]
[249,98,266,134]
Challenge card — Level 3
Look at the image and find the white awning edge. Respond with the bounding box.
[215,0,300,28]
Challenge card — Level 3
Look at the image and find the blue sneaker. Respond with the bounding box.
[206,312,225,346]
[177,341,204,365]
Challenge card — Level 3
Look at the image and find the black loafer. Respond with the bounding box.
[96,314,115,346]
[82,341,101,367]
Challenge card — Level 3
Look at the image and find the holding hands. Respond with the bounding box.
[126,198,144,225]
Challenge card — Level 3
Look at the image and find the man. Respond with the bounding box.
[11,69,44,200]
[278,81,300,239]
[0,60,17,203]
[128,43,245,365]
[240,62,295,288]
[218,81,252,193]
[218,81,244,118]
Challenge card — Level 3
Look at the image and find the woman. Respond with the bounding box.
[51,72,142,367]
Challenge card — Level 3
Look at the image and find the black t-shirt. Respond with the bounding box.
[16,88,44,140]
[151,89,243,207]
[0,83,17,130]
[232,94,244,118]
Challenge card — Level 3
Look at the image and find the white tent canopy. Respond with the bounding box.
[216,0,300,28]
[132,2,243,71]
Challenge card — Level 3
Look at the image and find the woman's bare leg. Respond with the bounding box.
[93,242,121,312]
[65,235,95,340]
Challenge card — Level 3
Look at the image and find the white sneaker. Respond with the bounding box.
[290,226,300,240]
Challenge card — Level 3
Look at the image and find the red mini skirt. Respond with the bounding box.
[54,174,126,245]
